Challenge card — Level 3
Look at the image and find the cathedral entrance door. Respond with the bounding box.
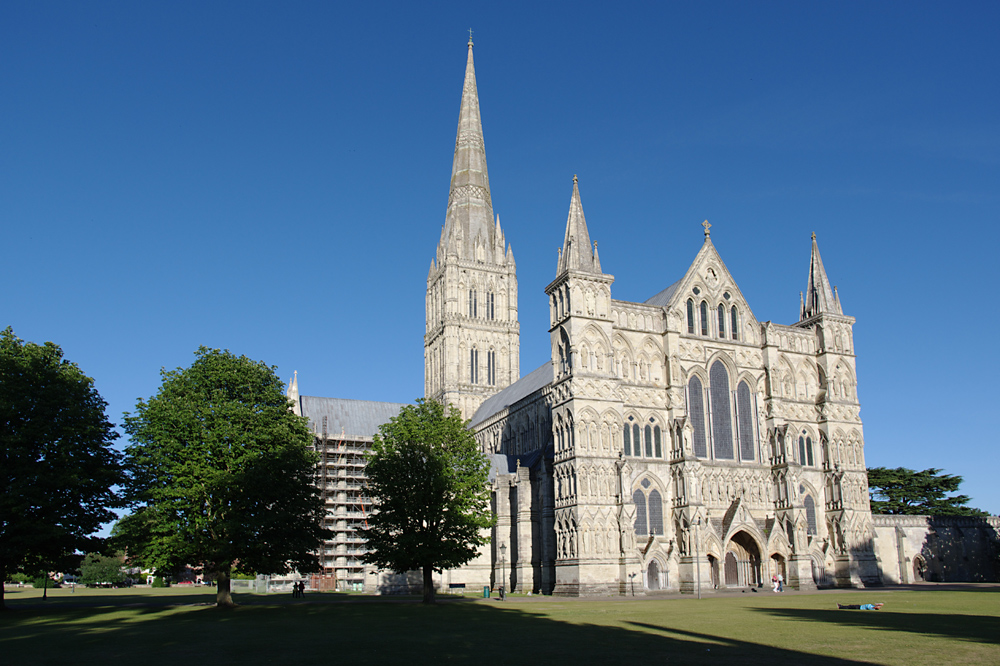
[724,553,739,586]
[725,531,762,587]
[646,561,660,590]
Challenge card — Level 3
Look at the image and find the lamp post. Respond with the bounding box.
[693,516,702,600]
[628,572,637,596]
[499,543,507,601]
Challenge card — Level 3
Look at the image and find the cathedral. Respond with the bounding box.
[423,38,881,595]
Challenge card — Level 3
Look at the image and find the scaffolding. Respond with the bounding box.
[313,418,374,592]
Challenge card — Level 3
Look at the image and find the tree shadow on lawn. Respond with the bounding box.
[751,607,1000,645]
[2,598,882,666]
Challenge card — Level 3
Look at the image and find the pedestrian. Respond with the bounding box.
[777,573,784,592]
[771,573,778,592]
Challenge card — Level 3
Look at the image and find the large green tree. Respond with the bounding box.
[867,467,987,516]
[0,327,123,609]
[118,347,330,607]
[360,399,493,604]
[79,552,126,586]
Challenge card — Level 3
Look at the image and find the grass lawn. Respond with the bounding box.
[1,585,998,665]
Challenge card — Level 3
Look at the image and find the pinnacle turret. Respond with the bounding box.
[557,175,601,275]
[802,233,842,319]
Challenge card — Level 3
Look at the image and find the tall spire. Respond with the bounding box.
[802,232,841,319]
[557,175,601,274]
[442,39,494,260]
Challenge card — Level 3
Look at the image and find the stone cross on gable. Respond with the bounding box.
[702,220,711,237]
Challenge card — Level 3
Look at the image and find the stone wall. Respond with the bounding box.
[872,515,1000,584]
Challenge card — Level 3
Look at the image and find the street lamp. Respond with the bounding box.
[499,543,507,601]
[628,572,637,596]
[693,516,702,600]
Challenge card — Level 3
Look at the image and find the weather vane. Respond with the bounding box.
[468,28,474,44]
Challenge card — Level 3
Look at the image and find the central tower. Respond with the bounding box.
[425,39,519,419]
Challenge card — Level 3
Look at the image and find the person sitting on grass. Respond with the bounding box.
[837,603,884,610]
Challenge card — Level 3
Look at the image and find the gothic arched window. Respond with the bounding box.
[687,299,695,334]
[633,423,641,456]
[488,292,496,320]
[804,494,817,535]
[648,489,663,535]
[731,306,739,341]
[700,301,709,336]
[633,489,648,535]
[688,376,707,458]
[470,348,479,384]
[736,381,754,461]
[487,349,496,386]
[654,424,662,458]
[718,304,726,338]
[710,361,734,459]
[798,432,814,467]
[623,421,632,456]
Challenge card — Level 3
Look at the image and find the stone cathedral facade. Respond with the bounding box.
[426,40,882,595]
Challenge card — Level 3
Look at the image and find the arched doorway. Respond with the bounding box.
[707,554,720,589]
[912,556,926,582]
[770,553,786,580]
[724,531,762,588]
[647,561,660,590]
[724,553,739,586]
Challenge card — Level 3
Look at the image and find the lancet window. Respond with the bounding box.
[710,361,734,460]
[731,306,739,341]
[718,304,726,338]
[633,480,664,535]
[798,431,814,467]
[687,299,695,334]
[736,381,755,461]
[700,301,709,336]
[688,376,707,458]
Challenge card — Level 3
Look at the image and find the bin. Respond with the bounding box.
[483,586,490,598]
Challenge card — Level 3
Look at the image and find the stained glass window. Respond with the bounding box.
[623,425,631,456]
[737,381,754,461]
[654,425,662,458]
[633,424,641,457]
[689,376,707,458]
[644,425,653,457]
[648,490,663,535]
[804,495,817,535]
[687,299,695,334]
[710,361,734,459]
[633,489,647,535]
[731,306,739,341]
[700,301,709,336]
[718,304,726,338]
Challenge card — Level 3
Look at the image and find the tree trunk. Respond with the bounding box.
[0,563,6,610]
[216,564,235,608]
[422,565,435,604]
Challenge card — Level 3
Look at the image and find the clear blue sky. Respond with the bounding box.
[3,2,998,515]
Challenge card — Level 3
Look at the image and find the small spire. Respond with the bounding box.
[468,27,474,46]
[802,233,842,318]
[702,220,712,239]
[557,175,600,274]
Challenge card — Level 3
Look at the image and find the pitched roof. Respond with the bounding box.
[644,278,683,307]
[469,361,553,428]
[298,396,407,439]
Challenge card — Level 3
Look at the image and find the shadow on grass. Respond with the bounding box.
[751,607,1000,645]
[2,596,880,666]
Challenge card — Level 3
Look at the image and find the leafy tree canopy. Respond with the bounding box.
[360,399,493,603]
[0,327,123,609]
[117,347,330,607]
[79,552,126,586]
[867,467,987,517]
